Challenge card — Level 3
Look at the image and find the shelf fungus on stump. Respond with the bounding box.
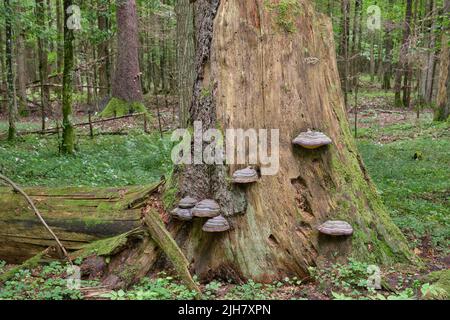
[292,130,332,149]
[171,208,193,221]
[232,167,259,184]
[192,199,220,218]
[317,220,354,236]
[178,196,198,209]
[202,215,230,233]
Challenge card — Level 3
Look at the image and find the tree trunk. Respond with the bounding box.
[434,0,450,121]
[98,0,111,99]
[176,0,195,128]
[16,14,28,115]
[56,0,64,101]
[36,0,50,131]
[61,0,76,154]
[5,0,17,140]
[98,0,414,287]
[82,0,417,285]
[394,0,413,107]
[382,0,394,91]
[350,0,362,89]
[101,0,144,117]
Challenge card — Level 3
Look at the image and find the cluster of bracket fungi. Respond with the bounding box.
[171,167,259,233]
[292,129,354,238]
[172,130,353,237]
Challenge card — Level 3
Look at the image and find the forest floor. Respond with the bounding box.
[0,89,449,300]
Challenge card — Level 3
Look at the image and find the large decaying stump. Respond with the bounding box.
[92,0,416,287]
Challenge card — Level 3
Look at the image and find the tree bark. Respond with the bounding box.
[61,0,76,154]
[5,0,17,140]
[176,0,195,128]
[112,0,143,102]
[434,0,450,121]
[16,10,28,116]
[382,1,394,91]
[394,0,413,107]
[36,0,50,131]
[98,0,111,99]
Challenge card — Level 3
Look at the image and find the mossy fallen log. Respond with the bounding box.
[0,183,161,263]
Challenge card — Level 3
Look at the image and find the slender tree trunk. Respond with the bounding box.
[421,0,437,104]
[5,0,17,140]
[394,0,413,107]
[176,0,195,128]
[382,0,395,90]
[434,0,450,120]
[56,0,64,101]
[36,0,50,131]
[340,0,350,107]
[16,29,28,115]
[350,0,362,90]
[97,0,111,99]
[61,0,76,154]
[370,32,376,81]
[0,31,6,114]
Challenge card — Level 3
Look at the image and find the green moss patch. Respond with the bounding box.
[99,98,148,118]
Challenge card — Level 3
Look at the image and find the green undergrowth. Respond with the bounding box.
[0,261,97,300]
[357,121,449,254]
[0,130,173,187]
[1,259,443,300]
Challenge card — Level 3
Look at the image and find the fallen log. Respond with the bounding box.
[0,183,161,263]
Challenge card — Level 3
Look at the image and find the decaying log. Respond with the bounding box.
[0,173,72,264]
[0,183,160,263]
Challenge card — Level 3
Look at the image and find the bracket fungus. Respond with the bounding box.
[179,196,198,209]
[232,167,259,184]
[171,208,193,221]
[292,130,332,149]
[192,199,220,218]
[317,220,353,236]
[202,215,230,233]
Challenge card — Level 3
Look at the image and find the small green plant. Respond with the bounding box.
[101,274,198,300]
[0,262,87,300]
[204,280,222,299]
[225,280,273,300]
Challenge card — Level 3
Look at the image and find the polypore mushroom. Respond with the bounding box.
[317,220,353,236]
[179,196,198,209]
[232,167,258,184]
[293,130,332,149]
[202,215,230,233]
[192,199,220,218]
[171,208,193,221]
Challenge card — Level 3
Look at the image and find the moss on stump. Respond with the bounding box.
[99,97,147,118]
